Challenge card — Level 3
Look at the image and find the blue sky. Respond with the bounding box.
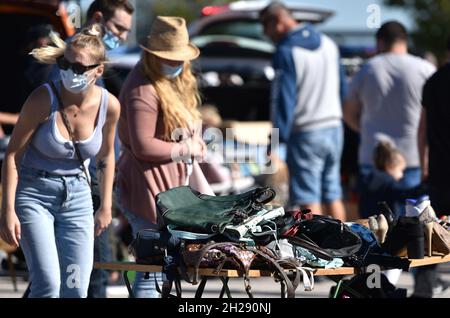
[295,0,413,31]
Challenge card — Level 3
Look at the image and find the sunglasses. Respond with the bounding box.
[56,55,100,75]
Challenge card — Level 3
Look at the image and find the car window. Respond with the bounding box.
[199,19,269,42]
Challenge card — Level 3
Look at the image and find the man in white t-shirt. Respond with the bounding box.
[343,21,435,218]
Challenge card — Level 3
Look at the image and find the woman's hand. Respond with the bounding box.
[0,210,21,247]
[94,206,112,237]
[185,135,207,161]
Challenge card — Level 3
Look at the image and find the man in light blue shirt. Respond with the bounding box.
[260,2,347,220]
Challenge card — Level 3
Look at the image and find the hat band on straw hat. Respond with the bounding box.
[140,43,199,61]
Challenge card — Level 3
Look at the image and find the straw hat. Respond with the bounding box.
[140,16,199,61]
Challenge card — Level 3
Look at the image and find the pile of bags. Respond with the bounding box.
[128,186,449,298]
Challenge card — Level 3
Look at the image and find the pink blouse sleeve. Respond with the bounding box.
[125,84,181,163]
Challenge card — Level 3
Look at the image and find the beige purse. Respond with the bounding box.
[426,222,450,256]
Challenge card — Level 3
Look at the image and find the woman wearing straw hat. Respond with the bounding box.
[116,16,206,297]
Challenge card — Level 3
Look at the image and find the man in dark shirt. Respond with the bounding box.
[421,62,450,210]
[416,39,450,298]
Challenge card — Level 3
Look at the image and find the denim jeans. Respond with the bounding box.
[115,188,162,298]
[87,222,111,298]
[15,166,94,298]
[287,125,344,206]
[87,193,112,298]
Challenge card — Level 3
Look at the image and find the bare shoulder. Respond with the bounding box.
[106,92,121,119]
[21,84,52,122]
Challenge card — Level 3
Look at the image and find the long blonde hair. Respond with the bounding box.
[30,24,107,65]
[141,51,201,141]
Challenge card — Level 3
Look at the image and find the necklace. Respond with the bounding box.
[63,105,81,118]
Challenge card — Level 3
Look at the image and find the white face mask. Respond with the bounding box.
[60,69,95,94]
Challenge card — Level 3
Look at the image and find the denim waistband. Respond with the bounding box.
[20,165,86,179]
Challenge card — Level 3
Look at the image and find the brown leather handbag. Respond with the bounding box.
[180,241,299,298]
[427,222,450,256]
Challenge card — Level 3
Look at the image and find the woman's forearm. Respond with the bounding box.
[96,153,115,210]
[1,153,19,214]
[0,113,19,126]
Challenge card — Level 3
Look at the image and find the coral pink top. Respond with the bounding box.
[117,62,186,223]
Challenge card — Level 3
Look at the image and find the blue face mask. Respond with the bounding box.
[102,29,121,51]
[60,69,95,94]
[162,63,183,79]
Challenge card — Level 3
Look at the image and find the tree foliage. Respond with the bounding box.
[384,0,450,62]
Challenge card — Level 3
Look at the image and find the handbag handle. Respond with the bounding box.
[184,159,193,186]
[49,81,92,187]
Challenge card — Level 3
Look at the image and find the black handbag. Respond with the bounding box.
[288,215,362,259]
[129,229,180,265]
[128,229,183,298]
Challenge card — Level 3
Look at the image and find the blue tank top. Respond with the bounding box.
[22,81,109,175]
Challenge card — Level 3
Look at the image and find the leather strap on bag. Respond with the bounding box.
[181,241,298,298]
[49,81,91,187]
[247,246,297,298]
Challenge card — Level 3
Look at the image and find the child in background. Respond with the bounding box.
[358,140,426,218]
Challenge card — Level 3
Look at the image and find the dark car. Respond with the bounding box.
[1,0,75,127]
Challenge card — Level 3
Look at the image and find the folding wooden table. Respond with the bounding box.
[94,254,450,298]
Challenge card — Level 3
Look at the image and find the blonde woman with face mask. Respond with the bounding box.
[0,24,120,298]
[116,16,206,298]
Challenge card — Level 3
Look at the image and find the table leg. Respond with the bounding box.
[195,277,208,298]
[219,277,232,298]
[22,282,31,298]
[280,279,286,298]
[331,279,343,298]
[328,275,364,298]
[7,253,17,292]
[123,271,135,298]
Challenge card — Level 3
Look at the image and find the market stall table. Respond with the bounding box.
[94,254,450,298]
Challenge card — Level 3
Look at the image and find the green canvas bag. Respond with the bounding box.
[156,186,276,235]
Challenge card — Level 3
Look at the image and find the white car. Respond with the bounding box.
[189,0,333,39]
